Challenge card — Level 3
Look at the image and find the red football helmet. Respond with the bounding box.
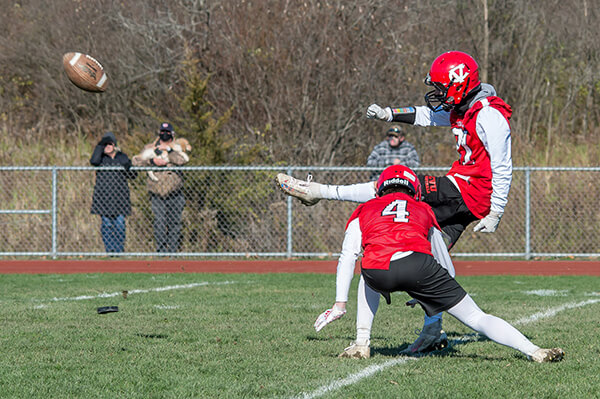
[424,51,481,111]
[376,165,421,200]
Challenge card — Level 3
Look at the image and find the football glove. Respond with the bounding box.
[314,305,346,332]
[473,210,503,233]
[366,104,393,121]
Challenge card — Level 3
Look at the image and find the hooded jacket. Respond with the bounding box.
[90,132,137,216]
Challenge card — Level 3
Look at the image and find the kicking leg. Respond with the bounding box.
[447,294,564,362]
[276,173,376,205]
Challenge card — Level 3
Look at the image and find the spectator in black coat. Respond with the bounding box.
[90,131,137,253]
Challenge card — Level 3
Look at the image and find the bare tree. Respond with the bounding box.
[0,0,598,166]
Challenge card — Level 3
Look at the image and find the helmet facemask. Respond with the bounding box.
[424,75,453,112]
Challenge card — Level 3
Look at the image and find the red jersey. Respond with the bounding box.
[346,192,441,270]
[448,96,512,218]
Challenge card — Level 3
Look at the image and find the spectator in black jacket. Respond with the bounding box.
[90,131,137,253]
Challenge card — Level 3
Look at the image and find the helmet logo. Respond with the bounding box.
[448,63,469,83]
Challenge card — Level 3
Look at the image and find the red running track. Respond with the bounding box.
[0,260,598,275]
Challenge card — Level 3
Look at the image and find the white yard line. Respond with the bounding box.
[37,281,236,303]
[291,298,600,399]
[513,298,600,325]
[293,358,417,399]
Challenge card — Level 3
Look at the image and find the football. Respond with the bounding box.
[62,52,108,93]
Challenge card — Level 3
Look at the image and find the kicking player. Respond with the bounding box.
[313,164,563,362]
[278,51,513,355]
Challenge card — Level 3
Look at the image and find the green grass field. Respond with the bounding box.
[1,273,599,398]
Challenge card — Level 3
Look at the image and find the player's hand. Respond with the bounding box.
[314,304,346,332]
[474,210,503,233]
[366,104,392,121]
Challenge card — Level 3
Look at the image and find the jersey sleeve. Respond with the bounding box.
[475,106,513,214]
[428,227,456,278]
[414,106,452,127]
[335,218,362,302]
[345,204,364,229]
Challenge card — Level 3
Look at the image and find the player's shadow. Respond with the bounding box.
[372,332,490,358]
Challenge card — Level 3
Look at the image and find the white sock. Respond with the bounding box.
[319,182,376,203]
[447,294,540,356]
[356,276,380,344]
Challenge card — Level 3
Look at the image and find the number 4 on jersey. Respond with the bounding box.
[381,199,409,222]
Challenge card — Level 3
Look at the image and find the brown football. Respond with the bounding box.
[62,52,108,93]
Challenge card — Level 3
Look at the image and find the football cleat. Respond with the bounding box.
[276,173,322,206]
[339,340,370,359]
[528,348,565,363]
[401,320,448,355]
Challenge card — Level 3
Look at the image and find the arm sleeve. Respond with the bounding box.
[428,228,455,278]
[413,106,451,127]
[89,145,104,166]
[390,106,416,124]
[475,107,513,214]
[335,218,362,302]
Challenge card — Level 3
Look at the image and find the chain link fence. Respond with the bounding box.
[0,166,598,259]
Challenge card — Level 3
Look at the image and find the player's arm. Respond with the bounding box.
[366,104,451,126]
[473,107,512,233]
[428,227,455,278]
[314,218,362,332]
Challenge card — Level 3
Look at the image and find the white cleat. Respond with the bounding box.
[528,348,565,363]
[276,173,322,206]
[401,320,448,355]
[339,340,370,359]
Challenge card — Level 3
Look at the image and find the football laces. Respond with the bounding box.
[85,55,104,70]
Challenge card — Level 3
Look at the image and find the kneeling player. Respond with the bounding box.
[313,164,563,363]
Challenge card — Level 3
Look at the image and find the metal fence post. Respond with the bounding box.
[525,168,531,260]
[286,166,293,258]
[52,167,58,259]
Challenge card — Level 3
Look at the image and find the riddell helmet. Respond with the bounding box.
[376,165,421,200]
[424,51,481,111]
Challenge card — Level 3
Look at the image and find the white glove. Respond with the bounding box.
[314,305,346,332]
[473,210,503,233]
[366,104,393,121]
